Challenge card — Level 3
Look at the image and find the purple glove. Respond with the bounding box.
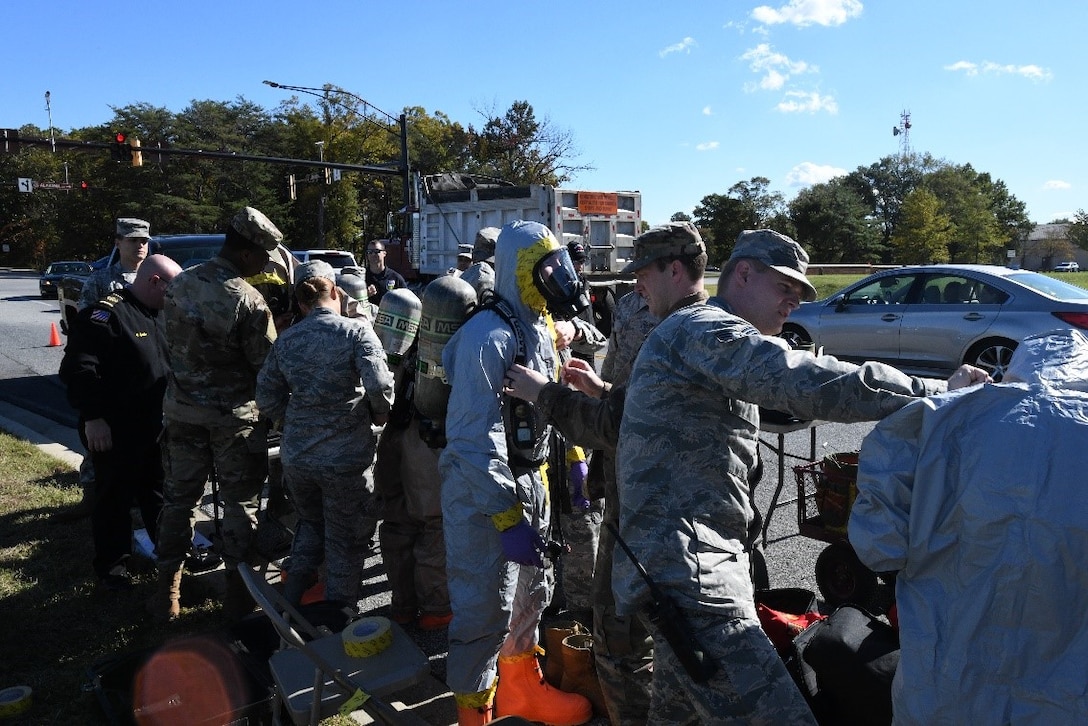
[499,520,546,567]
[569,461,591,511]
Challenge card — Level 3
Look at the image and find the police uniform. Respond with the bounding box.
[365,265,407,305]
[256,299,394,607]
[60,289,168,581]
[616,295,945,725]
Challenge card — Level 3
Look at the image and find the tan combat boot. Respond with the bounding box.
[148,564,183,623]
[543,618,588,687]
[560,632,608,717]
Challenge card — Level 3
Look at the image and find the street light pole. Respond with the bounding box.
[263,80,410,232]
[315,140,325,247]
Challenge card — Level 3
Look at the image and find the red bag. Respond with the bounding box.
[756,588,827,656]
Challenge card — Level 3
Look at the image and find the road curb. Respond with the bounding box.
[0,400,83,468]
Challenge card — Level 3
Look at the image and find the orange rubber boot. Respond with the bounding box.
[454,688,495,726]
[495,650,592,726]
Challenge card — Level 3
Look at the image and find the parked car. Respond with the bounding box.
[780,264,1088,381]
[291,249,358,269]
[1053,261,1080,272]
[39,261,91,298]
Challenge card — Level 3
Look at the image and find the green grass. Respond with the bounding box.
[0,433,225,725]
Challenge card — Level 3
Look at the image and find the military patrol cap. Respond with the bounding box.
[230,206,283,252]
[116,218,151,238]
[295,260,337,288]
[457,243,473,261]
[472,227,499,263]
[621,221,705,274]
[729,229,817,301]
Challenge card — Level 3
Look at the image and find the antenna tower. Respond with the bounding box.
[892,109,912,159]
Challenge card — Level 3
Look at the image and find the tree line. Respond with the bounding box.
[3,86,1085,270]
[674,154,1084,269]
[0,90,589,268]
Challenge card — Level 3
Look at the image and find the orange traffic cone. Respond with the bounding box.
[48,322,62,347]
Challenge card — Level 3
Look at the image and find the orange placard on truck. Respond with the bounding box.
[577,192,619,216]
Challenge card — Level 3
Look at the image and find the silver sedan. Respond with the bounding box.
[781,264,1088,380]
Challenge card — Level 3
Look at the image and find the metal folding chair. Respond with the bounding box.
[236,565,429,726]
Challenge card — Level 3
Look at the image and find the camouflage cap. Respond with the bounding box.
[729,229,818,302]
[295,260,337,288]
[621,221,705,274]
[567,240,587,262]
[472,227,499,263]
[230,206,283,252]
[457,243,473,260]
[116,218,151,238]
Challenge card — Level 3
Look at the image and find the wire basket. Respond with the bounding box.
[793,452,859,536]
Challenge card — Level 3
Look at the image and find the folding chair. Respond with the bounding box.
[236,565,430,726]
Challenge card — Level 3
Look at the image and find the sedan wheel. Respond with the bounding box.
[966,338,1017,382]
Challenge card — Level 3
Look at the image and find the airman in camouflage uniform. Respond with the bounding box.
[256,260,394,609]
[614,225,986,724]
[151,207,282,623]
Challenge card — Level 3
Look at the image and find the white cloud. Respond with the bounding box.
[1044,180,1071,190]
[702,106,713,115]
[944,60,1053,82]
[741,43,815,92]
[776,90,839,114]
[786,161,848,187]
[752,0,863,27]
[696,141,720,151]
[659,37,697,58]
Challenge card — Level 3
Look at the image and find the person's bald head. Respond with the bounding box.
[131,254,183,310]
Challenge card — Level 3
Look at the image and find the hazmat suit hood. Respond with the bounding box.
[494,221,588,321]
[1004,328,1088,391]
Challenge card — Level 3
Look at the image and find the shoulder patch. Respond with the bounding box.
[89,308,112,325]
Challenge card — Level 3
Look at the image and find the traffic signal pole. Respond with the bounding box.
[2,133,405,178]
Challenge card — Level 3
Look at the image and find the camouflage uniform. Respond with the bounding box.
[79,262,136,311]
[616,295,945,724]
[256,306,393,606]
[158,256,277,569]
[374,349,449,622]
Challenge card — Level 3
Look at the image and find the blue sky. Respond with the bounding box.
[5,0,1085,228]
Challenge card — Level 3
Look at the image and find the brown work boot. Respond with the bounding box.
[495,650,592,726]
[147,564,183,624]
[543,618,588,687]
[560,633,608,717]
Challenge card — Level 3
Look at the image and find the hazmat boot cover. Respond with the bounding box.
[495,651,592,726]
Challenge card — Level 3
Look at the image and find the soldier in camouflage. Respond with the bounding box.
[256,260,394,610]
[151,206,283,623]
[614,224,989,724]
[78,217,152,311]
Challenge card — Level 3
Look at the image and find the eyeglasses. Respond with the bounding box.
[366,249,384,255]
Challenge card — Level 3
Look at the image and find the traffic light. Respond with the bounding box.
[288,174,296,201]
[1,129,19,154]
[129,137,142,167]
[80,180,88,196]
[110,132,127,162]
